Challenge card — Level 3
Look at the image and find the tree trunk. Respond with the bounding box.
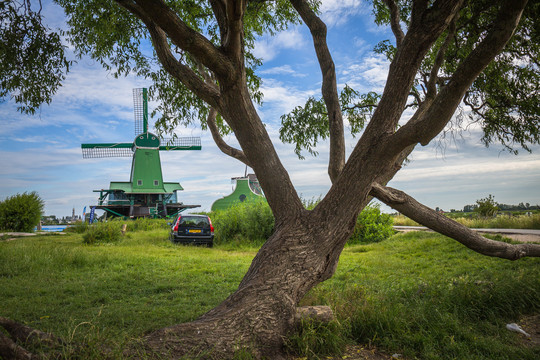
[137,211,357,359]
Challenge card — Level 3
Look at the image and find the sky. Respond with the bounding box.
[1,1,539,218]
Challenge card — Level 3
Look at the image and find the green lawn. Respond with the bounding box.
[1,230,538,359]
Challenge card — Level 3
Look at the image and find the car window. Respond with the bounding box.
[178,216,209,228]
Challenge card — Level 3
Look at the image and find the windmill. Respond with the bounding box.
[211,172,265,211]
[81,88,201,218]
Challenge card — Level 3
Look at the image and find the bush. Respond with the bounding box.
[64,221,89,234]
[111,217,169,232]
[285,319,348,359]
[82,222,123,244]
[348,203,394,244]
[210,198,274,246]
[0,191,44,232]
[208,199,393,247]
[474,194,499,217]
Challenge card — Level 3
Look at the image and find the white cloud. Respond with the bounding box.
[258,79,318,118]
[340,54,390,92]
[259,65,307,77]
[320,0,369,27]
[253,28,307,61]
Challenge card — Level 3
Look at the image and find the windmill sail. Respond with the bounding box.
[133,88,148,135]
[159,137,202,150]
[81,143,133,158]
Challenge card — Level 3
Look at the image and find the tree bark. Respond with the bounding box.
[371,184,540,260]
[137,212,355,359]
[290,0,346,183]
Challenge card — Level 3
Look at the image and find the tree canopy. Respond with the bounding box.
[2,1,538,155]
[1,0,539,358]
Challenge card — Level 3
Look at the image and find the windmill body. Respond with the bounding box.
[211,173,265,211]
[81,88,201,218]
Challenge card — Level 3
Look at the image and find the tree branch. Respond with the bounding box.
[0,317,66,360]
[206,108,251,166]
[115,1,222,108]
[0,316,64,347]
[209,0,228,46]
[117,0,235,79]
[370,183,540,260]
[426,12,458,98]
[222,0,246,60]
[290,0,345,183]
[391,0,527,149]
[149,25,222,108]
[0,332,37,360]
[356,0,463,143]
[384,0,405,47]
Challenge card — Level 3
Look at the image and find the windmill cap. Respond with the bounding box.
[134,132,160,149]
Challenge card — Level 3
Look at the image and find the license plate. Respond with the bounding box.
[188,229,202,233]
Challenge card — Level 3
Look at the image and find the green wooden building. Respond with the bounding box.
[211,174,265,211]
[82,88,201,218]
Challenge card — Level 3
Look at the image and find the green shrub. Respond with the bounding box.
[64,221,89,234]
[110,217,169,232]
[0,191,44,232]
[210,198,274,246]
[82,222,123,244]
[209,200,393,247]
[285,319,348,359]
[348,203,394,244]
[474,194,499,217]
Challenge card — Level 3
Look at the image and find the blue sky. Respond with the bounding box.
[1,0,539,218]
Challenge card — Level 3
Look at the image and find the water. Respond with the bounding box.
[36,225,69,232]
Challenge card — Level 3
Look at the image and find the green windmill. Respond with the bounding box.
[81,88,201,218]
[211,173,265,211]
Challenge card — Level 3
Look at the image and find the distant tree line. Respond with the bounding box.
[463,201,539,213]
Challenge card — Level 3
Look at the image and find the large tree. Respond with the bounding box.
[1,0,540,358]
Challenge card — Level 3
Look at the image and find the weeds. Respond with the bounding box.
[82,222,122,244]
[348,203,393,244]
[1,230,538,359]
[285,319,349,359]
[393,213,540,229]
[208,198,274,246]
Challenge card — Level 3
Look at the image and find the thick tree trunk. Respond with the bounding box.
[137,211,357,359]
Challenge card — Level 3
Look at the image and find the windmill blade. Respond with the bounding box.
[159,137,202,151]
[133,88,148,135]
[81,143,134,158]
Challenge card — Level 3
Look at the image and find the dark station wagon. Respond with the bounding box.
[169,214,214,247]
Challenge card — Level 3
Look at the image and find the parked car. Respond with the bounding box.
[169,214,214,247]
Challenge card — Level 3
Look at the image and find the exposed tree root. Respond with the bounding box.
[0,317,65,360]
[1,306,334,360]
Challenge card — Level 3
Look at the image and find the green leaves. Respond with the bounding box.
[474,194,499,218]
[372,0,539,153]
[55,0,301,136]
[0,1,71,114]
[0,191,44,232]
[279,85,380,159]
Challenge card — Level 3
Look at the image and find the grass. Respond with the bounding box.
[1,230,539,359]
[393,213,540,229]
[0,230,251,358]
[301,232,540,359]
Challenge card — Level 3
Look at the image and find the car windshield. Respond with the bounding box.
[178,216,209,228]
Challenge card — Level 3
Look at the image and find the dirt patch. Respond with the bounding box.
[337,345,396,359]
[291,345,397,360]
[515,314,540,348]
[503,234,540,243]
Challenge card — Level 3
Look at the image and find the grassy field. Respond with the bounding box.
[393,212,540,229]
[1,230,539,359]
